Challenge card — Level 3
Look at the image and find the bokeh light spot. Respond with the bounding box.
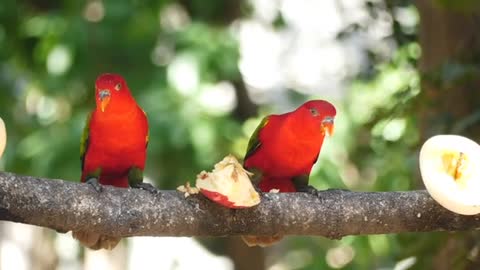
[46,45,72,75]
[83,1,105,23]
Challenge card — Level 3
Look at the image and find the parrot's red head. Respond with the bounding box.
[95,73,133,113]
[298,100,336,136]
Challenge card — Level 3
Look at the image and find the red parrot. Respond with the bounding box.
[242,100,336,246]
[73,73,155,250]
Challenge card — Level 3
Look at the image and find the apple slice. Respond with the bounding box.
[0,117,5,158]
[419,134,480,215]
[195,155,260,208]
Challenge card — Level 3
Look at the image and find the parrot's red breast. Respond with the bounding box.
[244,100,336,192]
[81,73,148,188]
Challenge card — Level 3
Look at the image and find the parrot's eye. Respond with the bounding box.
[309,108,319,116]
[114,83,122,91]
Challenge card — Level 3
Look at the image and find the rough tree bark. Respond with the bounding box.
[1,171,480,238]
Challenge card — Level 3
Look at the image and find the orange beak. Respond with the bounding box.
[321,117,334,136]
[98,90,111,112]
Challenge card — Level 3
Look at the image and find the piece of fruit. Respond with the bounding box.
[419,134,480,215]
[195,155,260,208]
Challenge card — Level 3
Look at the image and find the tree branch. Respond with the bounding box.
[1,171,479,239]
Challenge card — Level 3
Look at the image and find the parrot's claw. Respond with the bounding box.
[86,178,103,193]
[132,183,159,195]
[297,185,324,198]
[253,185,274,202]
[299,187,349,199]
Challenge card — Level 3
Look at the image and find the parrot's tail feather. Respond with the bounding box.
[72,231,121,250]
[241,235,283,247]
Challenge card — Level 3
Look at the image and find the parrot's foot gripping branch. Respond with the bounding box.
[297,185,349,199]
[131,182,160,195]
[296,185,321,196]
[86,178,103,193]
[254,185,273,201]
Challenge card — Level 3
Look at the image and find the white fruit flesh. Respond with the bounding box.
[419,135,480,215]
[195,155,260,208]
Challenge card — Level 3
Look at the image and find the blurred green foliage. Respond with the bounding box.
[0,0,243,188]
[435,0,480,12]
[1,0,476,269]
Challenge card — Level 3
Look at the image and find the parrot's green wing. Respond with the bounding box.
[244,116,270,161]
[80,111,93,170]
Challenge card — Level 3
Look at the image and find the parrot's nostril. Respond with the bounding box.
[322,116,334,124]
[99,89,111,100]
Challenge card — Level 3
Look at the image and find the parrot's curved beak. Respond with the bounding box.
[321,116,334,136]
[98,90,111,112]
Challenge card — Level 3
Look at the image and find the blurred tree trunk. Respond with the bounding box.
[232,80,258,121]
[217,81,263,270]
[30,228,58,270]
[83,242,128,270]
[416,0,480,141]
[226,237,265,270]
[416,0,480,269]
[178,0,263,268]
[224,82,262,270]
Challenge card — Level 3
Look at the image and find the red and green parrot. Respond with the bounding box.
[72,73,155,250]
[242,100,336,246]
